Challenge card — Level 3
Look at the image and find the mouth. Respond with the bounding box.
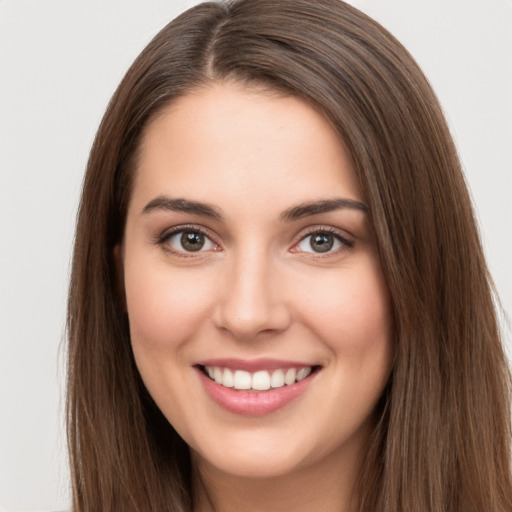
[194,360,321,415]
[198,364,319,391]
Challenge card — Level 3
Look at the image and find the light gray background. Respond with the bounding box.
[1,1,510,510]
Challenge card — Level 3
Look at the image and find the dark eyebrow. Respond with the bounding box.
[141,196,223,220]
[280,198,367,222]
[141,196,366,222]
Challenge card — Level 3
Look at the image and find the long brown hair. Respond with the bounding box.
[67,0,512,510]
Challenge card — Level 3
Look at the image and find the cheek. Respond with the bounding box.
[300,263,394,434]
[298,260,394,362]
[124,261,216,352]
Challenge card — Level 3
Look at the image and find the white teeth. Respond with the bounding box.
[223,368,234,388]
[252,370,271,391]
[284,368,296,385]
[233,370,252,390]
[214,366,223,384]
[204,365,313,390]
[270,369,285,388]
[296,367,312,381]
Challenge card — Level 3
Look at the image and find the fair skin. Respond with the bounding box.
[119,82,394,512]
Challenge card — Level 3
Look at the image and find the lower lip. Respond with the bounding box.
[197,368,316,416]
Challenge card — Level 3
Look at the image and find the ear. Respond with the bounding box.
[113,244,127,311]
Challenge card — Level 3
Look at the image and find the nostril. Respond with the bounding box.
[213,301,292,341]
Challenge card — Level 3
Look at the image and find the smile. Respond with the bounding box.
[203,365,313,391]
[195,360,320,415]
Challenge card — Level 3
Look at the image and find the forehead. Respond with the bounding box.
[130,82,362,215]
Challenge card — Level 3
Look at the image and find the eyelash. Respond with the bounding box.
[155,224,354,258]
[155,224,218,258]
[292,226,354,257]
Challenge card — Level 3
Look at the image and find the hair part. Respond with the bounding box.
[67,1,512,510]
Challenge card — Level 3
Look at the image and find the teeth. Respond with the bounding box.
[223,368,234,388]
[284,368,296,385]
[214,367,223,384]
[233,370,252,390]
[296,367,312,381]
[204,365,313,390]
[270,369,285,388]
[252,370,271,391]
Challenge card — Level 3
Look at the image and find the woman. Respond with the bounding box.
[66,0,512,510]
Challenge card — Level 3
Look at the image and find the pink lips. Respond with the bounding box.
[195,358,318,416]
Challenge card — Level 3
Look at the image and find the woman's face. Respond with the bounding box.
[120,82,394,479]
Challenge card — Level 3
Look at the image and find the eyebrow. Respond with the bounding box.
[279,198,367,222]
[141,196,223,219]
[140,196,367,221]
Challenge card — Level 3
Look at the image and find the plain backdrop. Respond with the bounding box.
[0,0,510,510]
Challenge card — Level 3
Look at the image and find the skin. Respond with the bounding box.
[119,82,394,512]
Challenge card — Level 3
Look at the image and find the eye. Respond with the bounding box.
[162,228,218,253]
[293,230,352,254]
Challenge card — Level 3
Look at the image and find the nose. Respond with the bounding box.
[213,248,291,341]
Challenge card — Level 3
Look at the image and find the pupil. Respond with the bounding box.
[181,231,204,252]
[311,233,333,253]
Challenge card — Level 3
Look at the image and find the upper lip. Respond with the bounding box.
[195,358,317,372]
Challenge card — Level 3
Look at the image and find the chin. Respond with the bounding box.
[191,435,313,480]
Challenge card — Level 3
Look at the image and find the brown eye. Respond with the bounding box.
[181,231,205,252]
[163,229,217,253]
[309,233,334,253]
[294,230,351,255]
